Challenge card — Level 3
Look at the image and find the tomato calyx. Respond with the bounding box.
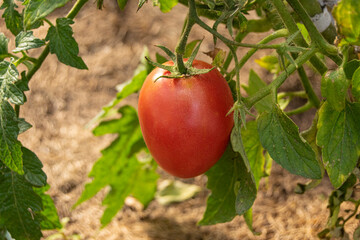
[228,100,254,129]
[145,41,215,80]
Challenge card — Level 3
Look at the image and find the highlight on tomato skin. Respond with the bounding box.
[138,59,234,178]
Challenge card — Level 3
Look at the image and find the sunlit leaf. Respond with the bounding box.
[0,0,23,36]
[13,31,45,53]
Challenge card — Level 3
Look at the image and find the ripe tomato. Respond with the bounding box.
[138,60,234,178]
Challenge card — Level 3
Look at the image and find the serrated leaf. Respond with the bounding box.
[75,105,158,226]
[45,18,88,70]
[316,101,360,188]
[199,145,257,225]
[0,34,9,61]
[0,101,23,174]
[33,185,61,230]
[352,67,360,101]
[333,0,360,45]
[22,147,46,187]
[158,0,178,13]
[321,68,349,111]
[155,180,201,205]
[257,104,322,179]
[242,70,272,113]
[23,0,71,30]
[0,0,23,36]
[13,31,45,53]
[0,60,25,105]
[117,0,128,9]
[0,166,43,240]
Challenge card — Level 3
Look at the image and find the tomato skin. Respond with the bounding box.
[138,60,234,178]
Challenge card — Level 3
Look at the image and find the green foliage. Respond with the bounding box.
[0,0,23,35]
[75,106,159,226]
[317,101,360,188]
[321,68,349,111]
[46,18,88,70]
[352,67,360,101]
[158,0,178,13]
[257,104,322,179]
[13,31,45,53]
[333,0,360,45]
[156,180,201,205]
[198,145,256,225]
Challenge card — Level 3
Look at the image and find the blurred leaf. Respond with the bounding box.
[244,209,261,235]
[157,0,178,13]
[242,70,272,113]
[0,34,9,61]
[333,0,360,45]
[199,145,257,225]
[156,180,201,205]
[184,40,201,58]
[354,225,360,240]
[297,23,310,44]
[317,101,360,188]
[257,104,322,179]
[45,18,88,70]
[255,55,281,74]
[33,185,61,230]
[0,164,43,240]
[0,61,25,105]
[202,0,215,9]
[212,49,227,68]
[13,31,45,53]
[241,121,265,188]
[156,53,168,64]
[0,0,23,36]
[352,67,360,101]
[344,59,360,80]
[321,68,349,111]
[137,0,147,11]
[75,106,158,227]
[117,0,128,9]
[0,101,23,174]
[89,48,151,126]
[23,0,71,30]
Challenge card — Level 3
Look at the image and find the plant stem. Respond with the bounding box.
[15,105,20,118]
[25,0,89,82]
[297,66,320,108]
[286,101,313,116]
[270,0,328,74]
[278,90,307,99]
[244,47,317,108]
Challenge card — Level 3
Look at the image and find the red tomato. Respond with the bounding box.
[138,60,234,178]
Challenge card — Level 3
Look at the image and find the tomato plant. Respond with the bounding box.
[138,59,234,178]
[1,0,360,239]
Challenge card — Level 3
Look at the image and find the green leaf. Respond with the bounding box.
[158,0,178,13]
[137,0,147,11]
[321,68,349,111]
[316,101,360,188]
[242,70,272,113]
[352,67,360,101]
[199,145,257,225]
[344,59,360,80]
[117,0,128,9]
[0,34,9,61]
[241,121,265,188]
[13,31,45,53]
[333,0,360,45]
[257,104,322,179]
[0,61,25,105]
[22,147,46,187]
[0,165,43,240]
[23,0,71,30]
[354,225,360,240]
[155,180,201,205]
[33,185,61,230]
[45,18,88,70]
[75,105,158,226]
[0,0,23,36]
[89,49,151,126]
[17,118,32,134]
[0,101,23,174]
[184,40,201,58]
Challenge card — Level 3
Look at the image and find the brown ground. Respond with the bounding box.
[2,0,359,239]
